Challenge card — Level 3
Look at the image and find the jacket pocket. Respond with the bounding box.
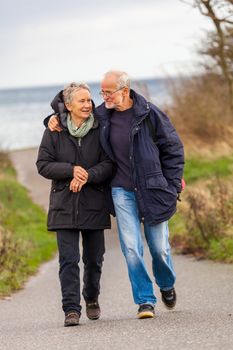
[51,180,69,193]
[80,185,105,211]
[49,181,71,211]
[145,173,168,189]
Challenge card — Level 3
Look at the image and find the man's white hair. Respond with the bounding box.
[103,70,131,89]
[63,82,90,104]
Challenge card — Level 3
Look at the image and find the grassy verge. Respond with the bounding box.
[0,152,57,297]
[184,155,233,183]
[170,154,233,263]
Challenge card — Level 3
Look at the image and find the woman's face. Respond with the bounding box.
[65,89,92,120]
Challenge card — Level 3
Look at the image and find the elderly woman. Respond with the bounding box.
[36,82,114,327]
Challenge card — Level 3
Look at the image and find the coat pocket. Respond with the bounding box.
[145,173,168,189]
[51,180,69,193]
[80,185,105,211]
[49,181,71,211]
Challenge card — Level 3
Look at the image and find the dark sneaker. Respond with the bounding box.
[64,311,80,327]
[86,301,101,320]
[160,288,177,309]
[137,304,155,319]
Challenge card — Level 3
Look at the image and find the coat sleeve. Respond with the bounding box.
[151,107,184,192]
[36,129,74,180]
[87,148,115,184]
[43,113,58,127]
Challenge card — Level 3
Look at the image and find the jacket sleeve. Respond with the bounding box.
[43,113,58,128]
[87,148,115,184]
[36,129,74,180]
[151,107,184,192]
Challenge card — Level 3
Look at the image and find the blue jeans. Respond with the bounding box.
[111,187,176,305]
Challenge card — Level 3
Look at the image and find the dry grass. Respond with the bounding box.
[166,73,233,158]
[172,177,233,261]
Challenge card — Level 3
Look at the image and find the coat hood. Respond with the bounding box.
[50,90,66,114]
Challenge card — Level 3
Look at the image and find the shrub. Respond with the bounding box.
[180,178,233,260]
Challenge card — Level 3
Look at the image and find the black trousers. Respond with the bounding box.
[56,229,105,315]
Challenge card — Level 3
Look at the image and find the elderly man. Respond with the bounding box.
[46,71,184,319]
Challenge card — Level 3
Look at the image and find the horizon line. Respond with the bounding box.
[0,75,183,92]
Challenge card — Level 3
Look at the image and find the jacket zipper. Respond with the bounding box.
[72,137,82,226]
[129,113,149,191]
[129,126,138,191]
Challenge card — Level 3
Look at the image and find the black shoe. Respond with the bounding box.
[64,311,80,327]
[137,304,155,319]
[86,301,101,320]
[160,288,176,309]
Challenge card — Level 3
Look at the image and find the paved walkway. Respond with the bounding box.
[0,148,232,350]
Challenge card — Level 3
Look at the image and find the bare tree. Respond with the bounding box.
[181,0,233,109]
[199,26,233,74]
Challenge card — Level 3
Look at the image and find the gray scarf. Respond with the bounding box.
[67,113,94,138]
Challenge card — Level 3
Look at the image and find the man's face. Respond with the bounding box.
[100,76,126,110]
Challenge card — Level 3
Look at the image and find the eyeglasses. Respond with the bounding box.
[99,87,124,97]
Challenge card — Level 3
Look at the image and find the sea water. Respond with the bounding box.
[0,78,170,151]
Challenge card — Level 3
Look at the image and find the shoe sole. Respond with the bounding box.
[162,299,176,310]
[137,311,155,319]
[87,315,100,320]
[163,304,176,310]
[86,310,101,320]
[64,322,79,327]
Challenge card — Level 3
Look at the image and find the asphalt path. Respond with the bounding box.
[0,148,232,350]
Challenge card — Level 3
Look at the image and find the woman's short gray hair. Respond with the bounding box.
[63,82,90,104]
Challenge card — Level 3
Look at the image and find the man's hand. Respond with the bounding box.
[69,178,86,192]
[73,166,88,182]
[48,115,63,132]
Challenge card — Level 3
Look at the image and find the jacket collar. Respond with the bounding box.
[130,89,150,119]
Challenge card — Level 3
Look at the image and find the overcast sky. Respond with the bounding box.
[0,0,213,89]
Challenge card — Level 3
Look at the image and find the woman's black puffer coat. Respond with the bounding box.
[36,93,114,231]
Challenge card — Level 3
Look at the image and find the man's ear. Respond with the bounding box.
[122,87,129,96]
